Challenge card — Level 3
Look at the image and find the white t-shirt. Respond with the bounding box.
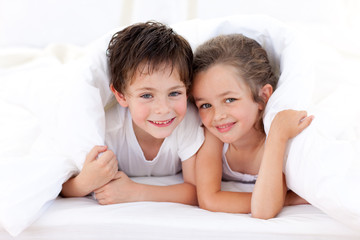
[105,102,204,177]
[222,143,258,183]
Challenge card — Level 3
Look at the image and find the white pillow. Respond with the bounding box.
[0,50,81,236]
[283,82,360,231]
[0,28,116,236]
[0,155,75,236]
[55,75,107,170]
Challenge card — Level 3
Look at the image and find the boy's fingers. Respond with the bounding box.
[113,171,124,180]
[98,150,116,163]
[87,145,108,161]
[93,188,103,194]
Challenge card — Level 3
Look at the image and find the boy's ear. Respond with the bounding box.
[110,84,128,107]
[258,84,273,110]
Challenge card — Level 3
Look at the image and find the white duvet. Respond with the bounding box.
[0,15,359,237]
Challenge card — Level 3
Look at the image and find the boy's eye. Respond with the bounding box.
[141,93,152,99]
[225,98,236,103]
[199,103,212,109]
[169,91,181,97]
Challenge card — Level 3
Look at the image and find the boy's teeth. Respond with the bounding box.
[154,119,171,124]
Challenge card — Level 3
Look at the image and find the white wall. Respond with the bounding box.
[0,0,359,48]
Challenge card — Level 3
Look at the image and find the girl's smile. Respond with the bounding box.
[215,122,236,133]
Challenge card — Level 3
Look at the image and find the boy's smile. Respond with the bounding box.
[112,64,187,140]
[148,117,176,127]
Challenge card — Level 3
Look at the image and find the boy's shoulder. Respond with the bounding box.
[173,101,204,160]
[184,101,201,121]
[174,101,202,134]
[105,102,129,130]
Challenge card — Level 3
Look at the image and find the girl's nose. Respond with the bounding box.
[213,108,226,121]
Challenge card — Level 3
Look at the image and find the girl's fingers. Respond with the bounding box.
[299,115,314,130]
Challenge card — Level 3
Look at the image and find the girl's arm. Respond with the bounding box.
[251,110,313,219]
[93,155,198,205]
[196,129,252,213]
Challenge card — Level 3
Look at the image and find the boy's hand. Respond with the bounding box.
[270,110,314,141]
[94,171,141,205]
[77,145,118,193]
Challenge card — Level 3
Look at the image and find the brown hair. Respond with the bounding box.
[107,21,193,94]
[192,34,278,132]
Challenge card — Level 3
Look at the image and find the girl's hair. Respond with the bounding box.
[192,34,277,103]
[192,34,278,132]
[107,21,193,94]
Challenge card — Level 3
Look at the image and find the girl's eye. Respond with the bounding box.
[225,98,236,103]
[141,93,152,99]
[199,103,212,109]
[169,91,181,97]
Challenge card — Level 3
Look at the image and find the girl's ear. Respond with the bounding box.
[258,84,273,110]
[110,84,128,107]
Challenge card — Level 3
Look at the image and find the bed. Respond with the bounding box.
[0,175,359,240]
[1,15,360,239]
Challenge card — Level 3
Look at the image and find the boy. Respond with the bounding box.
[61,22,204,205]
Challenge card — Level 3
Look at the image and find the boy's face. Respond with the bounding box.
[112,64,187,140]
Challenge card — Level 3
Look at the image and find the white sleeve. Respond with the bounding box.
[176,102,204,161]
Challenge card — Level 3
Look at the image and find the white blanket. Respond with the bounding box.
[0,15,359,236]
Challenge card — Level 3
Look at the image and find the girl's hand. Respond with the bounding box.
[270,110,314,141]
[77,145,119,192]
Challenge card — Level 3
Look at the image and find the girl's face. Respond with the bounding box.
[192,64,263,144]
[112,64,187,140]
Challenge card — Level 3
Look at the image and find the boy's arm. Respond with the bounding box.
[196,129,252,213]
[61,146,118,197]
[251,110,313,219]
[93,156,198,205]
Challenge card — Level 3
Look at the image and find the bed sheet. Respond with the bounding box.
[0,174,359,240]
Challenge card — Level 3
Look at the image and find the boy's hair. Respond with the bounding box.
[192,34,278,132]
[107,21,193,94]
[192,34,277,104]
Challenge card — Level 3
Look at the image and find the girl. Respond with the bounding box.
[191,34,313,219]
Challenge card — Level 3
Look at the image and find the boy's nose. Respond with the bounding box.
[154,99,171,114]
